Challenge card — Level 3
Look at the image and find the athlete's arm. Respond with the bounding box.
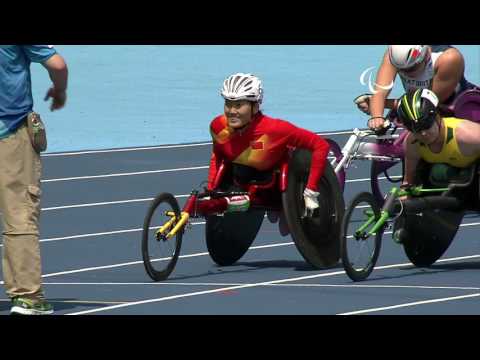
[403,132,422,186]
[284,123,330,191]
[207,118,227,190]
[207,148,224,190]
[369,51,397,128]
[432,48,465,103]
[455,120,480,157]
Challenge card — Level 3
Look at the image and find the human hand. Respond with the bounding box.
[303,188,320,217]
[367,117,392,135]
[44,87,67,111]
[354,94,372,115]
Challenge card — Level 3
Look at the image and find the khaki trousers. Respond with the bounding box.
[0,125,44,300]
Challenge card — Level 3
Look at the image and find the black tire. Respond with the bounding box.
[142,193,183,281]
[282,149,344,269]
[206,210,265,266]
[341,192,383,281]
[400,209,463,267]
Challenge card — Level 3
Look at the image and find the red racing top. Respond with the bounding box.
[207,112,330,191]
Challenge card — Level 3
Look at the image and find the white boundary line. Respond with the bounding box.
[31,220,480,246]
[40,175,403,211]
[42,130,355,157]
[0,221,205,247]
[38,282,480,291]
[42,142,213,157]
[338,293,480,315]
[40,242,294,278]
[65,254,480,315]
[41,156,346,183]
[346,175,402,183]
[41,194,190,211]
[41,166,209,183]
[42,253,480,282]
[0,218,477,248]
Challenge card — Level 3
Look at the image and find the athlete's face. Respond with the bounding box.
[412,117,440,145]
[224,100,259,129]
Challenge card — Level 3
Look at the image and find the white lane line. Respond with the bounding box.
[42,198,156,211]
[40,222,204,243]
[41,166,209,183]
[41,130,355,157]
[338,293,480,315]
[2,214,285,247]
[40,156,336,184]
[41,195,190,211]
[31,220,480,246]
[0,221,205,247]
[0,299,127,305]
[38,282,480,291]
[65,254,480,315]
[40,242,295,278]
[37,253,480,280]
[42,143,214,157]
[39,173,387,211]
[346,175,402,183]
[65,272,349,315]
[2,253,479,286]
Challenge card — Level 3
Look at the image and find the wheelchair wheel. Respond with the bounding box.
[370,159,404,206]
[341,192,383,281]
[142,193,183,281]
[326,138,346,192]
[400,209,463,267]
[206,210,265,266]
[282,149,344,269]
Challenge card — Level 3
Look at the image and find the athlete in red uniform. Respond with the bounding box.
[207,73,330,223]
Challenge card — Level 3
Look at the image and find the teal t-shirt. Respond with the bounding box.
[0,45,57,139]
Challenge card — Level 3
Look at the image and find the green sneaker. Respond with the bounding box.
[10,297,54,315]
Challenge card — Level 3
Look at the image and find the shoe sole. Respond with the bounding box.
[10,306,54,315]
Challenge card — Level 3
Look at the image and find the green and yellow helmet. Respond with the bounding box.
[396,88,439,132]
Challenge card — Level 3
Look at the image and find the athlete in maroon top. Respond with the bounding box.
[207,112,330,191]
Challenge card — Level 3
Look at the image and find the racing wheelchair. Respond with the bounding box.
[327,88,480,205]
[142,148,345,281]
[340,160,480,282]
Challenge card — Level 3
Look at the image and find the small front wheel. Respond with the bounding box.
[142,193,183,281]
[341,192,383,281]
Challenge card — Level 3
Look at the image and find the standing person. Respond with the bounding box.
[0,45,68,315]
[355,45,476,130]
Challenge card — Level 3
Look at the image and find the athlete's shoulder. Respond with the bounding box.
[443,116,464,124]
[259,113,294,128]
[210,115,228,134]
[453,118,480,143]
[436,47,464,68]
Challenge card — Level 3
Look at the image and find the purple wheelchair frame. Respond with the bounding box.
[327,128,406,205]
[327,88,480,205]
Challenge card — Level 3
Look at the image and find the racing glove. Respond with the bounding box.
[226,195,250,213]
[354,93,373,115]
[303,188,320,217]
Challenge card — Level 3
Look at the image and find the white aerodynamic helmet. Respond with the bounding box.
[388,45,429,70]
[221,73,264,104]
